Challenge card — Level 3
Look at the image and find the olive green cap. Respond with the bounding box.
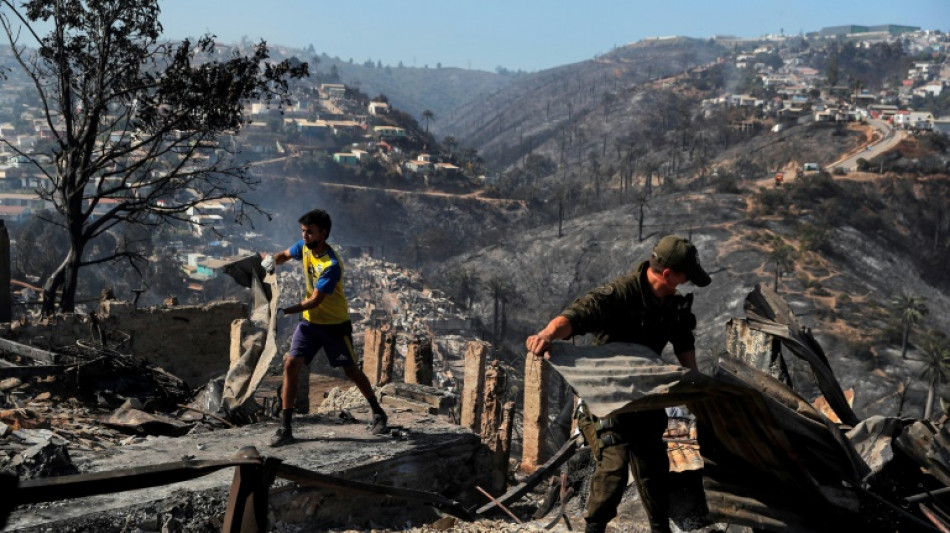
[652,235,711,287]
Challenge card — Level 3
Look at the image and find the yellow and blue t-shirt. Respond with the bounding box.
[288,241,350,325]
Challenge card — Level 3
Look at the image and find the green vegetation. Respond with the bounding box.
[893,293,929,360]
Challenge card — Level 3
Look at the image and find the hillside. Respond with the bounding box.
[426,176,950,420]
[314,55,515,128]
[439,37,727,167]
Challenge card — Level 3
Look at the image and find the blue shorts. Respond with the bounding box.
[289,320,356,367]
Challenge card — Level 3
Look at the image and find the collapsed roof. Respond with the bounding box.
[545,284,950,532]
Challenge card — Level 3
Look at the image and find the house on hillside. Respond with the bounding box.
[434,162,460,175]
[913,83,945,98]
[0,192,51,215]
[0,168,43,191]
[320,83,346,100]
[294,119,329,137]
[405,153,433,173]
[194,257,229,280]
[187,199,236,237]
[327,120,362,136]
[247,101,280,115]
[893,111,934,130]
[868,104,899,119]
[728,94,762,107]
[854,92,877,107]
[374,126,406,139]
[0,204,28,223]
[368,101,390,115]
[333,152,359,166]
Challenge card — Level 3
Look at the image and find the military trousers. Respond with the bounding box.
[581,408,671,533]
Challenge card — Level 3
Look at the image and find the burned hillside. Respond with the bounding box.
[4,213,950,531]
[428,182,950,422]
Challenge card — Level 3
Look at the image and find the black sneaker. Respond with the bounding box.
[269,427,294,447]
[369,413,388,435]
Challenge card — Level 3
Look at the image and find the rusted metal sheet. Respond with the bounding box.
[895,420,950,488]
[744,284,859,427]
[536,284,950,531]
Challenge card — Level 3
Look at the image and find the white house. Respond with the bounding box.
[368,101,390,115]
[913,83,944,98]
[893,111,935,130]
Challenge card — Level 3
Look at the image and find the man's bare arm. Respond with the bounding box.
[273,249,293,265]
[526,315,573,359]
[283,290,327,315]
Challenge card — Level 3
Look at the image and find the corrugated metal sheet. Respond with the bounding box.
[542,284,950,531]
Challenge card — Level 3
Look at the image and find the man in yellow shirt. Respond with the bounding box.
[264,208,387,447]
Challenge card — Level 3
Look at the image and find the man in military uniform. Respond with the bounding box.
[526,235,711,533]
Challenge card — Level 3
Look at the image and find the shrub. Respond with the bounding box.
[797,223,831,253]
[715,174,742,194]
[752,187,790,215]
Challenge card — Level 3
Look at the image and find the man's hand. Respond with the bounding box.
[261,254,275,274]
[526,316,572,360]
[526,333,553,360]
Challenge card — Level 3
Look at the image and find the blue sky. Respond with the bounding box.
[159,0,947,72]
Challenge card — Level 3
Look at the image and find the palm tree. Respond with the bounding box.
[442,135,458,157]
[486,276,517,343]
[917,334,950,419]
[421,109,434,135]
[766,243,796,292]
[893,293,929,359]
[444,268,479,310]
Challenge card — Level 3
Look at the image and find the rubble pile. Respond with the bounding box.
[0,254,499,531]
[276,254,479,387]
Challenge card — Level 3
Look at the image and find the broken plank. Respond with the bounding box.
[0,364,66,378]
[476,434,580,516]
[0,338,60,365]
[13,457,261,505]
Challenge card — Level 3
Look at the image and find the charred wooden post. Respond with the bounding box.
[222,447,270,533]
[380,329,396,385]
[362,327,386,386]
[461,341,489,432]
[521,352,549,472]
[492,401,516,493]
[404,335,433,386]
[481,361,511,492]
[481,360,504,440]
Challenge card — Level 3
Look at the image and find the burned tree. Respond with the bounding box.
[0,0,307,313]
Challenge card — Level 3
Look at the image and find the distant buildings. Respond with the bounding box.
[818,24,920,38]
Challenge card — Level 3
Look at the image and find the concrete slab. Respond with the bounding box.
[8,408,486,531]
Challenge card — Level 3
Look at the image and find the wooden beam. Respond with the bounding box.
[0,337,60,365]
